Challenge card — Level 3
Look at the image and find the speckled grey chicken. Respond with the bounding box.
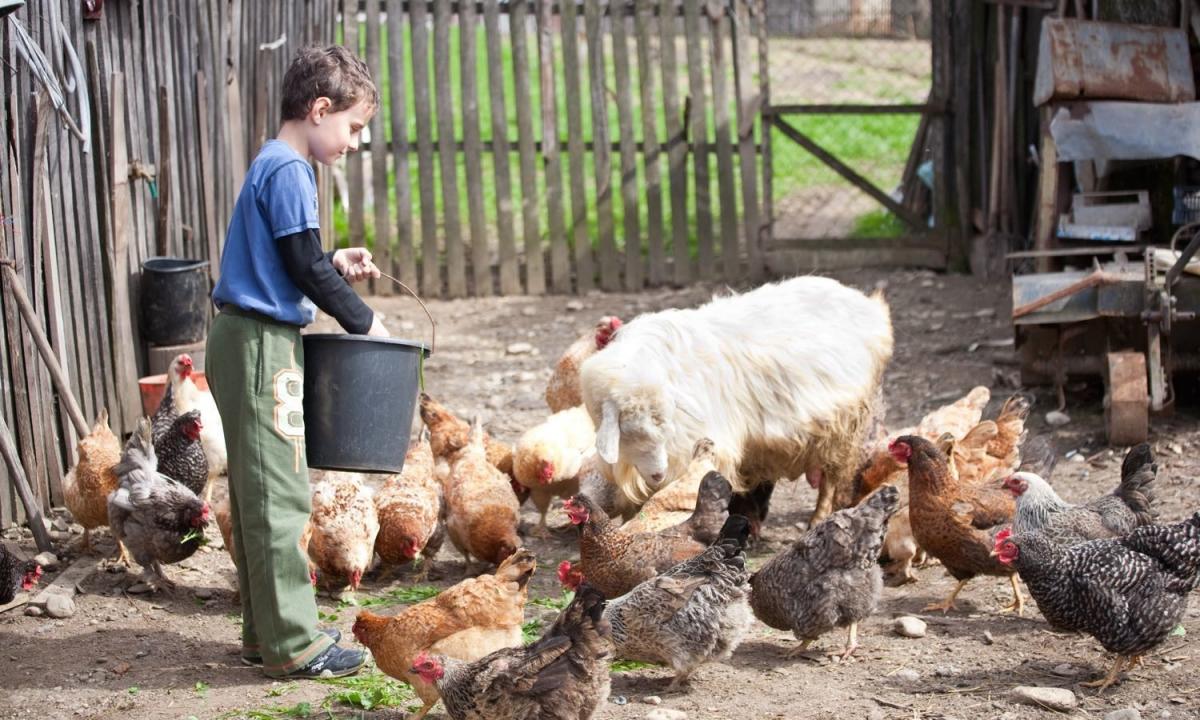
[603,515,752,690]
[0,545,41,605]
[154,410,208,496]
[107,418,211,591]
[749,485,900,659]
[1003,443,1157,546]
[995,512,1200,691]
[409,583,612,720]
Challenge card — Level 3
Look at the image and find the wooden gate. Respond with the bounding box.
[337,0,771,297]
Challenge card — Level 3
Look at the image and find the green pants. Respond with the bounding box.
[206,309,333,676]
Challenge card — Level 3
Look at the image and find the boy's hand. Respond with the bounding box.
[367,315,391,337]
[332,248,382,283]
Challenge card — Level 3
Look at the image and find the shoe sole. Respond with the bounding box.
[240,629,343,667]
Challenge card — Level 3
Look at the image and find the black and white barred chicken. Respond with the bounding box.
[0,545,41,605]
[107,418,211,591]
[749,484,900,660]
[559,515,753,690]
[409,583,612,720]
[994,512,1200,691]
[154,410,208,496]
[1003,443,1157,546]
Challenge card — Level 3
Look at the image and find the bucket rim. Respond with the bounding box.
[302,332,431,355]
[142,256,211,273]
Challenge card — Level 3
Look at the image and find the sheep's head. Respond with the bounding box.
[595,390,671,484]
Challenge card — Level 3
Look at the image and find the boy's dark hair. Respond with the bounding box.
[280,45,379,122]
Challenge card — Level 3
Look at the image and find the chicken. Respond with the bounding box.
[563,492,705,599]
[749,485,899,660]
[0,545,41,605]
[577,452,640,521]
[214,495,318,593]
[307,471,380,591]
[62,409,122,554]
[545,315,622,413]
[150,380,178,443]
[562,515,753,690]
[995,512,1200,690]
[892,435,1021,614]
[167,354,227,500]
[937,395,1031,488]
[621,438,725,539]
[443,420,521,568]
[1004,443,1157,547]
[513,406,597,536]
[107,418,211,591]
[352,548,537,720]
[420,392,515,480]
[375,437,445,578]
[409,582,612,720]
[154,410,208,496]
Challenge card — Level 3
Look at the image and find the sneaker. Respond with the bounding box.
[285,644,366,679]
[241,628,342,666]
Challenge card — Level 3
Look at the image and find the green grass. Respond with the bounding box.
[850,208,909,239]
[522,619,543,644]
[320,670,419,711]
[337,585,442,611]
[331,27,929,261]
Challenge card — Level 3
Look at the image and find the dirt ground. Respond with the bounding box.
[3,267,1200,720]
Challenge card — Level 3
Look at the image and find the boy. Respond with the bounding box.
[207,45,387,679]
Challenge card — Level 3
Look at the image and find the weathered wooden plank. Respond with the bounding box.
[433,0,466,298]
[156,86,173,257]
[585,0,618,291]
[106,74,142,432]
[756,0,773,270]
[708,7,738,281]
[197,71,220,282]
[410,0,441,296]
[482,0,520,295]
[611,6,641,290]
[366,2,392,296]
[659,0,690,285]
[459,0,490,296]
[635,0,665,286]
[535,0,566,292]
[559,0,592,292]
[344,0,367,252]
[733,0,761,282]
[511,0,544,294]
[387,0,417,289]
[683,0,713,280]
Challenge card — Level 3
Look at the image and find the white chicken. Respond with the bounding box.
[168,354,227,501]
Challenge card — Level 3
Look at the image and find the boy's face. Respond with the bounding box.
[307,97,374,166]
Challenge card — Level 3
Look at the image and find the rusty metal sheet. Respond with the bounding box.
[1012,269,1144,325]
[1034,19,1194,106]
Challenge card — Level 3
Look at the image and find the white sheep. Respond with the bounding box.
[580,276,893,524]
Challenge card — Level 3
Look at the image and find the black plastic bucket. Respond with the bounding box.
[140,257,211,345]
[302,334,431,473]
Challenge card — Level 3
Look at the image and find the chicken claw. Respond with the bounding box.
[997,575,1025,616]
[923,579,967,613]
[1080,655,1127,693]
[827,623,859,662]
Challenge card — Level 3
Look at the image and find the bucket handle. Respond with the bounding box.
[378,271,436,354]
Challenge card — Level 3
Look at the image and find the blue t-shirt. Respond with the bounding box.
[212,140,321,326]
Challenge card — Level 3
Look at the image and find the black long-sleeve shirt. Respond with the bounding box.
[276,228,375,334]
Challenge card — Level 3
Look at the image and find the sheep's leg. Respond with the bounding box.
[811,470,835,524]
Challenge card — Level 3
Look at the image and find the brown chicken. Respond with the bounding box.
[63,409,122,554]
[544,315,622,413]
[443,420,521,568]
[513,406,595,536]
[307,471,380,591]
[420,393,514,480]
[621,438,720,537]
[214,494,318,594]
[375,437,444,578]
[563,493,705,599]
[352,548,537,720]
[891,435,1021,614]
[409,583,612,720]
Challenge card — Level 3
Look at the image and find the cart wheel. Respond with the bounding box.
[1105,351,1148,445]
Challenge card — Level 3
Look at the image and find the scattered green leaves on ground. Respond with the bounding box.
[530,590,574,611]
[319,670,418,711]
[522,619,543,644]
[266,682,298,699]
[194,681,210,698]
[610,659,658,672]
[127,686,139,695]
[337,585,441,611]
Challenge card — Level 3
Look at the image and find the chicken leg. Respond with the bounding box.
[998,574,1025,616]
[665,669,694,692]
[829,622,859,661]
[409,699,436,720]
[923,578,967,613]
[1081,655,1127,692]
[784,638,815,659]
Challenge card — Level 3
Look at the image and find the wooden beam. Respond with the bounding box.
[772,117,926,231]
[0,413,53,553]
[766,103,936,115]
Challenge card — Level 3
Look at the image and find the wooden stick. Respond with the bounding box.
[0,412,54,553]
[0,261,90,438]
[1012,269,1118,319]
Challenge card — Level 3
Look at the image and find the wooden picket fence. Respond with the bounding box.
[0,0,338,526]
[337,0,771,297]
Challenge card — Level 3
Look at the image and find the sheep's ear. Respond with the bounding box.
[596,401,621,464]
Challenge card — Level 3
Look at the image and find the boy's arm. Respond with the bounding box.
[277,228,375,334]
